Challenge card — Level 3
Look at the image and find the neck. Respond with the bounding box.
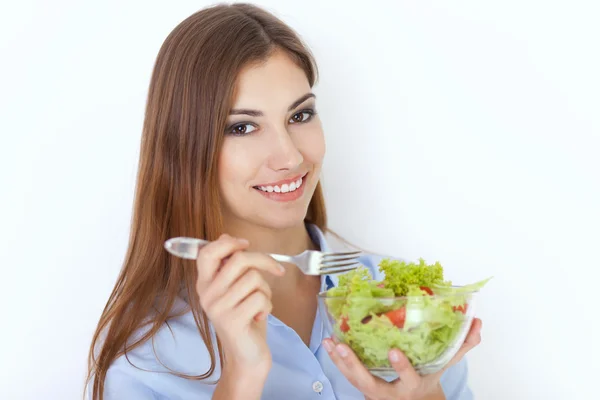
[223,221,318,255]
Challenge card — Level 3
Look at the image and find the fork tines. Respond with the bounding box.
[320,250,361,274]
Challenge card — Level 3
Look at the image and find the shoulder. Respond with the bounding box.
[123,297,217,372]
[96,298,220,398]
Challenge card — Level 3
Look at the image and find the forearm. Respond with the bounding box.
[423,384,445,400]
[213,365,269,400]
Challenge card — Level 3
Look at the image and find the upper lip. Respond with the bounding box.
[255,173,307,188]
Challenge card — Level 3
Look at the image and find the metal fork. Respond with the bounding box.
[164,237,361,275]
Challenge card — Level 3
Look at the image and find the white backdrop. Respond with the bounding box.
[1,1,598,399]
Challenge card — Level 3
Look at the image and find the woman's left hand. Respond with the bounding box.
[322,318,482,400]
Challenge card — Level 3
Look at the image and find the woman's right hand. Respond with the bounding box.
[195,233,285,374]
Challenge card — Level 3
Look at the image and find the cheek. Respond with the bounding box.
[295,128,325,164]
[217,142,235,190]
[218,139,255,192]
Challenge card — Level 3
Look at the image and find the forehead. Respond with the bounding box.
[232,51,312,109]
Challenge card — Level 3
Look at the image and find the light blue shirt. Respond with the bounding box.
[95,225,473,399]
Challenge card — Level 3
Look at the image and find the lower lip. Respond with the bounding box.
[254,176,307,202]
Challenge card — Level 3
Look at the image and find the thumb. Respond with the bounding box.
[389,349,420,389]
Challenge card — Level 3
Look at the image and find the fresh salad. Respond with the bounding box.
[324,258,491,368]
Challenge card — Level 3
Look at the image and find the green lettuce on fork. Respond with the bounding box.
[324,259,491,368]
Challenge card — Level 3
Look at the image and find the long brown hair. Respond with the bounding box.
[86,4,327,399]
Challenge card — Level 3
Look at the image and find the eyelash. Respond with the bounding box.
[226,108,317,137]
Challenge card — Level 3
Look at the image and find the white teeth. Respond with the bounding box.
[256,176,304,193]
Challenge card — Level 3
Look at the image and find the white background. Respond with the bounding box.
[1,1,598,399]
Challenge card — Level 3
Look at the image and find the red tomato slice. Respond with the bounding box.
[340,317,350,332]
[453,304,468,314]
[383,306,406,328]
[420,286,434,295]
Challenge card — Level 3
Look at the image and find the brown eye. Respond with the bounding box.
[228,123,257,136]
[289,110,314,124]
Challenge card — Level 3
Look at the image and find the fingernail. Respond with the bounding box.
[277,263,286,273]
[323,340,333,353]
[238,238,249,245]
[389,350,400,363]
[336,344,348,358]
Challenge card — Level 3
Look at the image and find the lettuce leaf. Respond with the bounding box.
[378,258,448,296]
[431,276,493,295]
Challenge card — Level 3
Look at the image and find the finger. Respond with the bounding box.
[456,317,482,357]
[208,270,272,313]
[234,291,272,322]
[440,318,482,374]
[204,251,284,302]
[195,235,249,289]
[388,349,421,390]
[322,339,390,398]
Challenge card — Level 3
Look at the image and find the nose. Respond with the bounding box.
[266,125,304,171]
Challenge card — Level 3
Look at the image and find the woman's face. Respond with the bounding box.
[218,50,325,231]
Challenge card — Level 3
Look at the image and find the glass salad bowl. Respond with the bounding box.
[317,287,479,378]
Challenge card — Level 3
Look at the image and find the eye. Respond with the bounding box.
[289,109,315,124]
[227,123,258,136]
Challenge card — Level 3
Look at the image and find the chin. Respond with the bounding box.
[260,209,309,230]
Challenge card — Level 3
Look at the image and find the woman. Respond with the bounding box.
[86,3,482,400]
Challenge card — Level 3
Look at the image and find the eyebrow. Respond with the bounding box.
[229,93,316,116]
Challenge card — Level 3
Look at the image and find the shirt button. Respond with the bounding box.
[312,381,324,393]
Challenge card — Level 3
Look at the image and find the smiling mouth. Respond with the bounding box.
[253,173,307,194]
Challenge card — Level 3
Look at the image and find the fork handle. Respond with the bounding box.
[164,237,208,259]
[165,237,294,264]
[268,254,294,264]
